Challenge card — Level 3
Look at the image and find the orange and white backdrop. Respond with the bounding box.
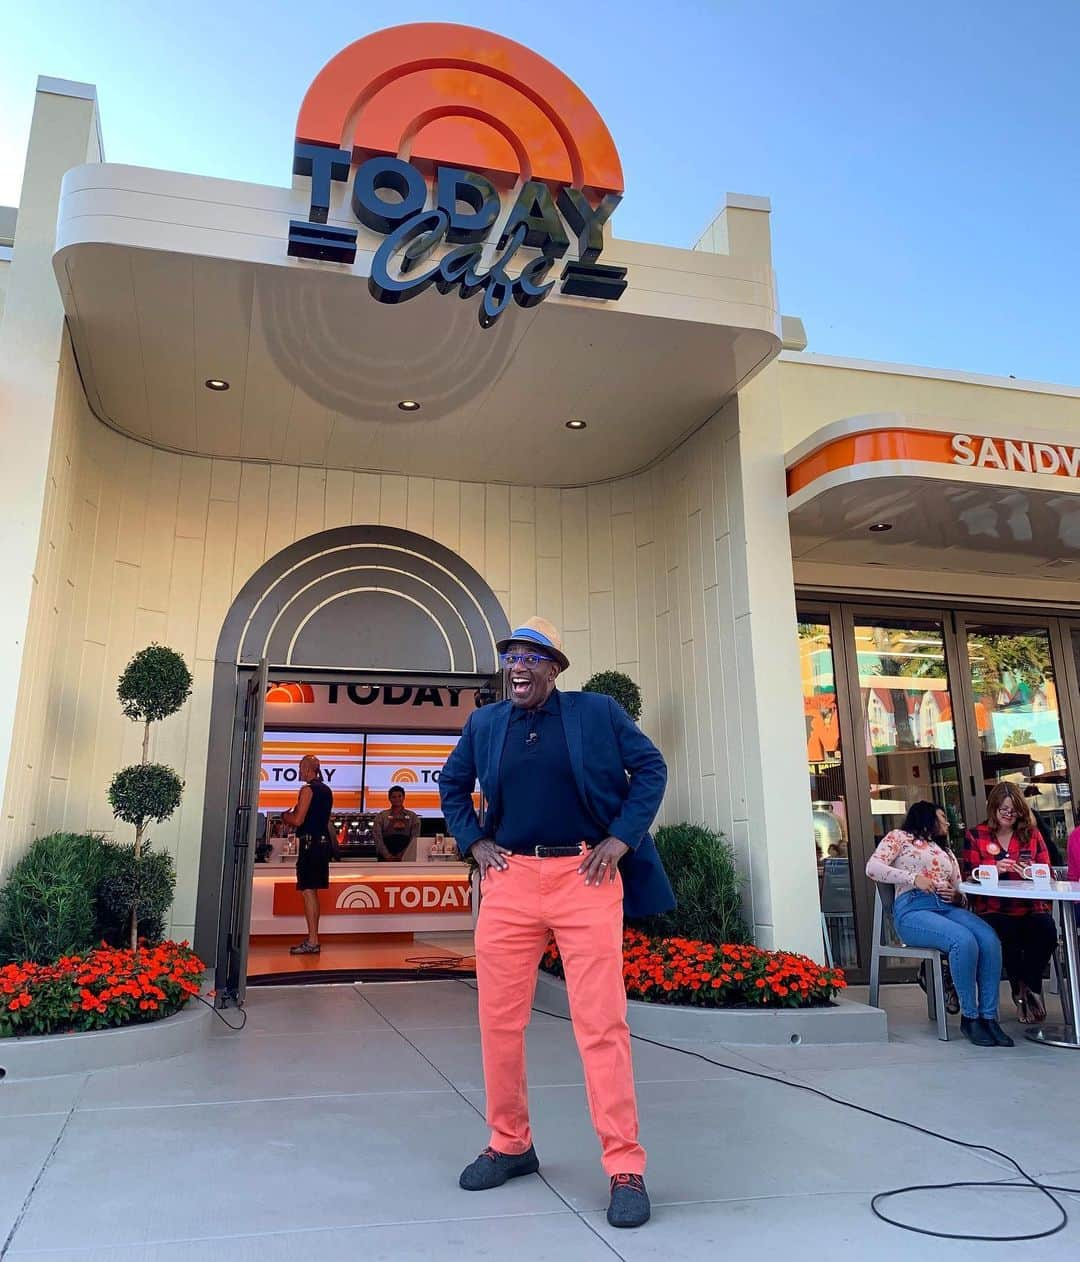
[364,733,473,816]
[258,730,476,817]
[258,732,364,810]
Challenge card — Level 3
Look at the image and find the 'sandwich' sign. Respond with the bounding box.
[950,433,1080,478]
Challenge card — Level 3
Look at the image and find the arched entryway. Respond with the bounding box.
[193,526,509,997]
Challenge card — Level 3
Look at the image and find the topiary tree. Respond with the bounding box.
[108,645,192,951]
[582,670,643,722]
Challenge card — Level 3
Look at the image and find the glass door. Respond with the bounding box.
[846,613,969,855]
[797,602,986,980]
[955,617,1077,863]
[795,599,1080,977]
[798,614,858,968]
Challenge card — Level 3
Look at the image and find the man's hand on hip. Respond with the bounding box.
[469,839,511,878]
[579,837,630,886]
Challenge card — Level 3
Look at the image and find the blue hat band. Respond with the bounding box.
[509,627,555,650]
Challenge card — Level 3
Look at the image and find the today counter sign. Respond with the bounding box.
[286,23,628,327]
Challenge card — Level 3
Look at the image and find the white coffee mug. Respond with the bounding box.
[970,864,998,885]
[1024,862,1052,887]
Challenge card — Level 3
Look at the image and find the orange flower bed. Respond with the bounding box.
[541,928,846,1009]
[0,941,205,1037]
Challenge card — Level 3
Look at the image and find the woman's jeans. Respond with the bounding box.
[893,891,1002,1019]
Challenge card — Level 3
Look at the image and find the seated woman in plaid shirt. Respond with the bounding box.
[867,801,1012,1047]
[962,782,1057,1025]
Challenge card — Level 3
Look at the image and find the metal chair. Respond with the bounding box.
[868,882,949,1041]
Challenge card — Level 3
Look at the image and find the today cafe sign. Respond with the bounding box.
[950,433,1080,479]
[287,22,627,326]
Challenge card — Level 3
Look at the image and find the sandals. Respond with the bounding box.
[289,941,321,955]
[1014,983,1046,1024]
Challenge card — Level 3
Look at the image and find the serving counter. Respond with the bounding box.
[250,859,475,935]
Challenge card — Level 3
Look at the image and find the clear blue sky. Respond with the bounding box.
[3,0,1078,383]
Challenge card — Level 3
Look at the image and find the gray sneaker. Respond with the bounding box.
[607,1173,650,1228]
[459,1145,540,1191]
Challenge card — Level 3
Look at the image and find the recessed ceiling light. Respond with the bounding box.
[565,419,587,430]
[868,522,893,533]
[204,379,230,391]
[397,400,421,412]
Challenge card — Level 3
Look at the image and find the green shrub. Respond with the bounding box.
[582,670,643,722]
[0,833,112,964]
[635,822,751,945]
[96,845,177,947]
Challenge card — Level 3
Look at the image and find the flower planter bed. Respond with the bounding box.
[1,941,205,1037]
[0,941,215,1079]
[537,930,887,1045]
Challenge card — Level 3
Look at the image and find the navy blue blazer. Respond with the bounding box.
[439,690,675,919]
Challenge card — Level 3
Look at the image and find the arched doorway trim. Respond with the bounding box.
[194,525,510,974]
[217,526,508,674]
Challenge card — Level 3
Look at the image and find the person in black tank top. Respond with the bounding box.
[282,754,336,954]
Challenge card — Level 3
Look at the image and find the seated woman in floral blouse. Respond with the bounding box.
[866,801,1012,1047]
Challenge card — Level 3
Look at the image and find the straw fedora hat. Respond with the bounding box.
[496,616,570,671]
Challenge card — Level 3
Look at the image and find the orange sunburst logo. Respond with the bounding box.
[265,682,315,704]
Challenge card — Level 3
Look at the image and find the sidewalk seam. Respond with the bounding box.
[1,1077,89,1260]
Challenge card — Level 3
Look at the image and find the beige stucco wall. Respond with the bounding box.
[1,329,821,958]
[777,353,1080,453]
[0,81,101,822]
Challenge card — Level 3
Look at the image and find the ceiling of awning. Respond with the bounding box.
[53,164,781,487]
[789,473,1080,580]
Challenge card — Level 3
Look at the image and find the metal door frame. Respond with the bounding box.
[217,659,268,1007]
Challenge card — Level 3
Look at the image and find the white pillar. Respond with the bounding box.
[0,79,102,850]
[725,367,823,959]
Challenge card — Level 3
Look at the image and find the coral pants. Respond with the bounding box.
[474,852,645,1175]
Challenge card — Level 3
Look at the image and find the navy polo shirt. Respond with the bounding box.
[494,690,605,851]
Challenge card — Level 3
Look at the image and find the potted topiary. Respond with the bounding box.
[582,670,643,721]
[107,645,192,952]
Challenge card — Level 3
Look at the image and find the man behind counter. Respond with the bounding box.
[374,785,421,861]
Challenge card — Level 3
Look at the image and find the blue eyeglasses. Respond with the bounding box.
[500,652,554,668]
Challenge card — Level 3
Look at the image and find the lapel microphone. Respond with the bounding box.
[526,711,539,745]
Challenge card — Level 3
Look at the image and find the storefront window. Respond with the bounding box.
[854,620,965,853]
[966,625,1074,855]
[798,619,857,968]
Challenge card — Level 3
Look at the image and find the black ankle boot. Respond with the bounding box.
[980,1018,1015,1047]
[960,1016,995,1046]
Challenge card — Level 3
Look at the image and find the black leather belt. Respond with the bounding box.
[530,843,594,858]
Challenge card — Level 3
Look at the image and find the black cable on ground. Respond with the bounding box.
[246,963,476,988]
[457,981,1078,1243]
[192,990,247,1030]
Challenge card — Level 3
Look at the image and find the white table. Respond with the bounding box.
[958,879,1080,1049]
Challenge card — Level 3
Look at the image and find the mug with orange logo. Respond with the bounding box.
[969,865,999,886]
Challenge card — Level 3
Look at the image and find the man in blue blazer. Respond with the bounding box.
[440,617,673,1229]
